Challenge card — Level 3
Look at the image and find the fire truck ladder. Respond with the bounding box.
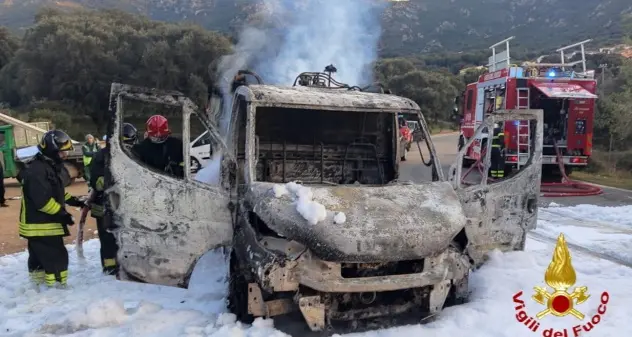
[516,88,529,109]
[516,121,530,170]
[515,88,531,170]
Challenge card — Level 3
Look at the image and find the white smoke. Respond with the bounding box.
[216,0,385,129]
[203,0,386,185]
[254,0,385,86]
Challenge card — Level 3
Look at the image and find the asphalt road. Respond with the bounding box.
[400,133,632,207]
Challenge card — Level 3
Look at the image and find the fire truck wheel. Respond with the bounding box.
[458,136,465,151]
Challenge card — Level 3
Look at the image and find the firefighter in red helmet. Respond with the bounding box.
[132,115,185,178]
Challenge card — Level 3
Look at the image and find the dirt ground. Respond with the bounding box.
[0,178,99,256]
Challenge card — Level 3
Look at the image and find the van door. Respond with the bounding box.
[105,83,233,288]
[448,109,543,266]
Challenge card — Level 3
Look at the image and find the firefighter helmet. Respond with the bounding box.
[122,123,138,145]
[146,115,170,143]
[38,130,73,162]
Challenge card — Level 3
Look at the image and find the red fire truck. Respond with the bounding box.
[458,37,601,195]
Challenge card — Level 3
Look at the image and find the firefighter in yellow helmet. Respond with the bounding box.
[19,130,83,288]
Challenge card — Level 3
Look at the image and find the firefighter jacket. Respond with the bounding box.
[19,154,71,238]
[492,125,505,151]
[89,148,107,218]
[82,142,100,167]
[132,137,185,178]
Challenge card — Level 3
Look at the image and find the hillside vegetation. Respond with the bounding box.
[0,9,468,137]
[1,0,631,56]
[0,9,631,182]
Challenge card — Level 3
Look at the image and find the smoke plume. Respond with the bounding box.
[197,0,386,185]
[254,0,385,85]
[214,0,386,135]
[219,0,385,86]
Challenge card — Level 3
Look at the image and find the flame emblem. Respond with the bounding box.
[532,234,590,320]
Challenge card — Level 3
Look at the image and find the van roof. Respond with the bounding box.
[235,84,421,114]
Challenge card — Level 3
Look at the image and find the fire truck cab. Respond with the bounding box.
[459,37,597,178]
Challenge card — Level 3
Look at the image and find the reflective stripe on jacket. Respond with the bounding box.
[492,126,505,149]
[89,148,107,218]
[82,143,100,166]
[19,155,69,238]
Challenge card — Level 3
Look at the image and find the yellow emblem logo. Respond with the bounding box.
[532,234,590,320]
[512,233,610,336]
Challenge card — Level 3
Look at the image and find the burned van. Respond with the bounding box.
[105,78,543,332]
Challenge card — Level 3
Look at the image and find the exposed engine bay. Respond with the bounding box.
[105,73,543,333]
[252,107,397,185]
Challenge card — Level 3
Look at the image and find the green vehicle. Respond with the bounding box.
[0,123,85,182]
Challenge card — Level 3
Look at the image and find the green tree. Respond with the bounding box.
[459,67,486,85]
[623,14,632,42]
[0,26,19,71]
[386,70,459,124]
[602,61,632,147]
[0,9,232,130]
[374,58,416,83]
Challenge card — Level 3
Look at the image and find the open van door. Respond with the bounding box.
[105,84,233,287]
[448,109,543,266]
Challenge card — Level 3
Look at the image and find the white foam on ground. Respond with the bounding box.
[1,205,632,336]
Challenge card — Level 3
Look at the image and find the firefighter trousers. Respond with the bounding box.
[27,236,68,287]
[96,216,119,275]
[490,147,505,178]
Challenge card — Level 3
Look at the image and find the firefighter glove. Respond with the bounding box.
[56,210,76,226]
[66,196,84,208]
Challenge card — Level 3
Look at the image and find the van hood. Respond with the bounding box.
[247,181,467,262]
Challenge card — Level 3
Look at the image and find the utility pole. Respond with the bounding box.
[598,63,608,83]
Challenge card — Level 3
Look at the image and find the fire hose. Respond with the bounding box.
[459,144,495,186]
[459,141,602,197]
[539,143,603,197]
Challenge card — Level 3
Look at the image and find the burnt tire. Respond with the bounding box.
[227,251,254,324]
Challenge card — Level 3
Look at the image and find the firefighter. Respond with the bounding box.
[82,134,100,186]
[132,115,184,178]
[19,130,83,288]
[88,123,138,275]
[490,122,506,179]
